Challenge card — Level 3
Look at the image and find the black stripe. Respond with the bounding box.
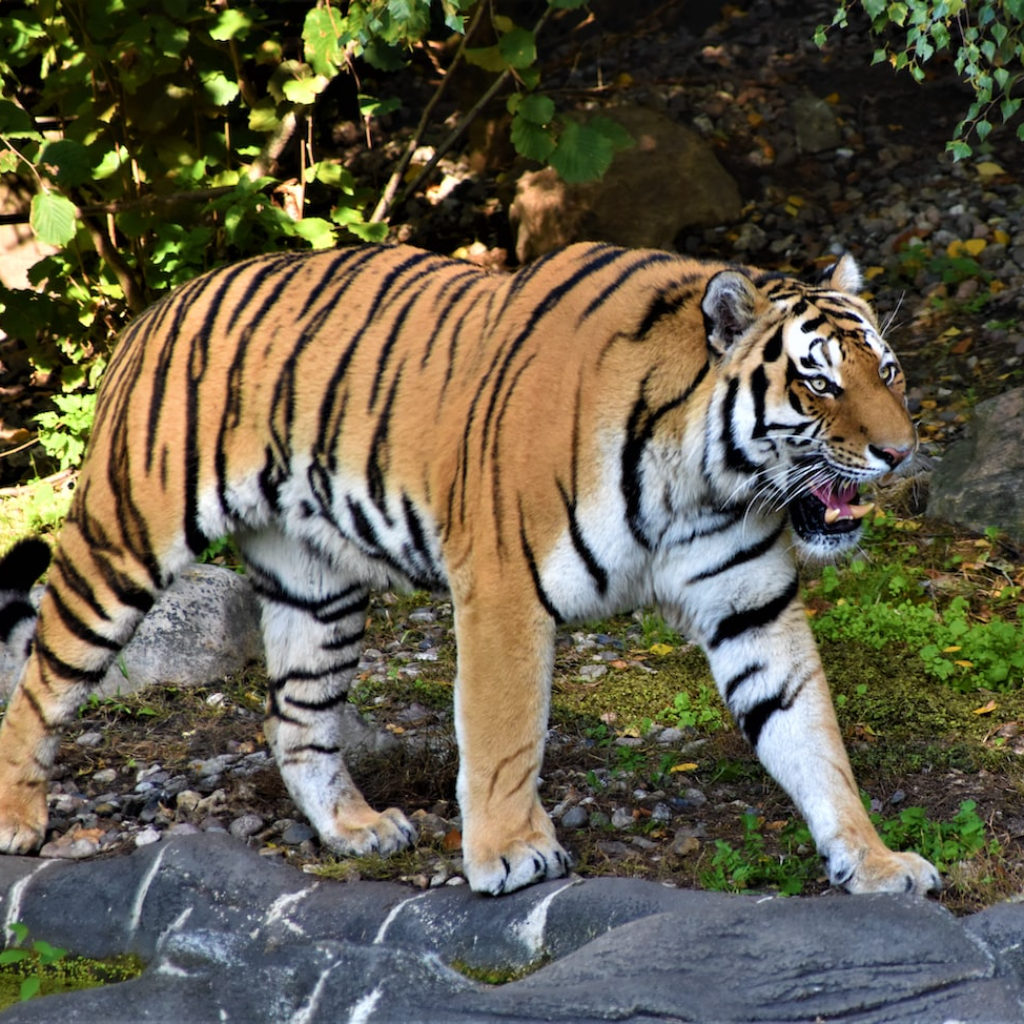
[577,248,674,322]
[708,575,799,649]
[270,659,359,688]
[723,661,765,705]
[741,673,809,748]
[721,377,761,474]
[762,325,784,362]
[689,520,787,583]
[519,508,561,623]
[557,481,608,596]
[366,359,404,522]
[621,363,710,548]
[35,636,108,686]
[45,587,123,652]
[282,688,353,712]
[478,246,629,463]
[632,281,702,340]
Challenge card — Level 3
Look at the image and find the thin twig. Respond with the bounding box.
[370,1,490,224]
[381,4,553,221]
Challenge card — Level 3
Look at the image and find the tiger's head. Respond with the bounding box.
[701,255,916,561]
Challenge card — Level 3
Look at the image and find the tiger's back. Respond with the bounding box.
[0,242,940,898]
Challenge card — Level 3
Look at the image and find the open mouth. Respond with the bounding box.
[789,481,875,540]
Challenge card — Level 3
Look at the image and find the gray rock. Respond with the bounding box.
[510,104,741,261]
[927,386,1024,543]
[0,834,1022,1023]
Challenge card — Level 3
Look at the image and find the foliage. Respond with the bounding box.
[816,1,1024,159]
[660,685,726,733]
[700,800,997,895]
[700,814,816,895]
[872,798,997,872]
[0,0,625,481]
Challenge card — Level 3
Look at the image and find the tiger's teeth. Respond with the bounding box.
[849,502,875,520]
[823,502,875,525]
[823,507,842,525]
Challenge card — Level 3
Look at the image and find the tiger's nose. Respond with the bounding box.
[870,444,912,468]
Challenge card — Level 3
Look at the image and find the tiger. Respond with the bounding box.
[0,241,941,897]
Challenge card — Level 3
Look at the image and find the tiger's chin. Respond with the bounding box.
[788,486,873,563]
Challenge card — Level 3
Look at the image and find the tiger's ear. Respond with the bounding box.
[822,253,862,296]
[701,270,761,356]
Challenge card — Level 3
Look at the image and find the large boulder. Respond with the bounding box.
[510,105,742,262]
[926,386,1024,543]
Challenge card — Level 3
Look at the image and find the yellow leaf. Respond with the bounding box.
[954,660,974,668]
[864,265,886,280]
[942,645,962,653]
[670,762,699,773]
[963,238,986,256]
[973,700,997,715]
[976,160,1004,178]
[994,228,1010,245]
[649,643,673,656]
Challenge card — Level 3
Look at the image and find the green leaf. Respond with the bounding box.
[510,113,556,162]
[0,99,39,138]
[511,92,555,124]
[282,73,327,105]
[587,115,634,152]
[464,45,506,72]
[0,949,28,965]
[209,8,252,42]
[549,119,618,182]
[303,7,345,79]
[200,71,240,107]
[290,217,336,248]
[30,191,77,245]
[344,219,389,243]
[38,140,93,187]
[358,94,401,118]
[498,27,537,69]
[19,976,40,1002]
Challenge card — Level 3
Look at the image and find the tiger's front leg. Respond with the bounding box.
[451,582,571,895]
[673,564,941,896]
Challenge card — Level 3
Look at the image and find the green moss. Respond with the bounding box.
[552,646,716,730]
[0,953,145,1010]
[449,956,550,986]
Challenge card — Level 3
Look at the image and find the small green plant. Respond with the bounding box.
[0,923,66,1002]
[661,685,726,733]
[873,799,996,872]
[699,815,816,895]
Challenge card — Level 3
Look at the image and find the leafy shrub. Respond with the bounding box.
[816,1,1024,159]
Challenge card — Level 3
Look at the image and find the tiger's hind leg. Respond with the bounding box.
[238,531,417,857]
[0,521,164,854]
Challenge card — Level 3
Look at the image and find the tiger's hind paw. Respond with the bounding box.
[828,846,942,896]
[320,806,417,858]
[0,819,45,856]
[465,836,572,896]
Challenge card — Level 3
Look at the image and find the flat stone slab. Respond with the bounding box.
[1,834,1022,1022]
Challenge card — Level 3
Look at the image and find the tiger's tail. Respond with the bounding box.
[0,538,50,692]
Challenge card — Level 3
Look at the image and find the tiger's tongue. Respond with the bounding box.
[812,483,875,524]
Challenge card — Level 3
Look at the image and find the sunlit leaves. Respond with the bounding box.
[816,0,1024,160]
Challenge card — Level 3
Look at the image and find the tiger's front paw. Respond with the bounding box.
[827,845,941,896]
[464,834,572,895]
[320,806,418,857]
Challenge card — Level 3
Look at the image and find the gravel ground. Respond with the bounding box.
[11,1,1024,909]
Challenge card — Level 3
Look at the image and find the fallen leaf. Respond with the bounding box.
[973,700,998,715]
[442,829,462,852]
[670,762,699,773]
[648,643,673,657]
